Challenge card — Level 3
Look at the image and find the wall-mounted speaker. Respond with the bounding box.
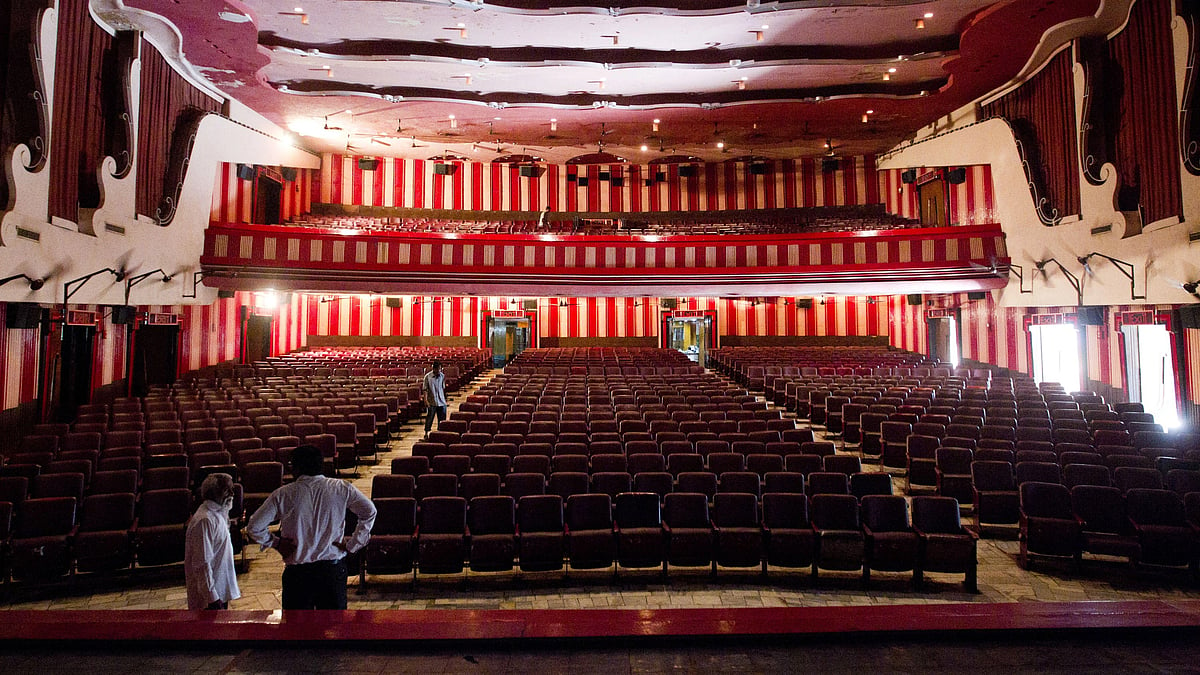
[678,165,698,178]
[611,177,624,187]
[236,164,256,181]
[661,298,678,310]
[523,299,537,311]
[5,303,41,329]
[749,163,768,175]
[385,297,402,309]
[1078,306,1106,326]
[358,158,379,171]
[566,174,577,182]
[655,171,667,182]
[796,298,813,309]
[947,167,967,184]
[217,290,236,299]
[906,294,924,306]
[967,291,988,301]
[433,163,458,176]
[901,169,917,184]
[598,171,611,181]
[280,166,297,182]
[576,176,589,187]
[518,165,544,178]
[644,179,654,187]
[821,158,839,173]
[111,306,136,325]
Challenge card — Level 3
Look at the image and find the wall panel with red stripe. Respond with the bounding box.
[0,305,43,410]
[142,296,242,373]
[319,155,881,212]
[880,165,995,225]
[210,163,314,224]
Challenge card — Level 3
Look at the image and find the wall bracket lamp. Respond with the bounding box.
[0,273,46,291]
[1034,258,1082,305]
[1077,252,1145,301]
[124,268,172,304]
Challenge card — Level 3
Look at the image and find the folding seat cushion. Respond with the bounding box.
[467,495,517,573]
[911,496,978,591]
[1126,488,1200,569]
[810,494,864,575]
[417,496,468,575]
[1018,481,1081,568]
[503,472,547,501]
[972,460,1019,528]
[614,492,665,570]
[662,492,714,570]
[565,493,615,570]
[712,492,763,569]
[133,488,192,566]
[1071,485,1140,564]
[10,496,77,580]
[862,495,918,582]
[74,492,137,573]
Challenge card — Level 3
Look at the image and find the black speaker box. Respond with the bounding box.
[523,299,537,311]
[749,163,768,175]
[280,166,298,182]
[433,163,458,176]
[217,290,236,299]
[110,306,136,325]
[661,298,678,310]
[576,176,589,187]
[821,158,839,173]
[947,167,967,184]
[598,171,611,181]
[358,158,379,171]
[1078,306,1106,326]
[655,171,667,182]
[901,169,917,184]
[236,164,256,181]
[385,297,402,309]
[611,177,624,187]
[5,303,41,329]
[566,174,577,182]
[796,298,813,309]
[518,165,544,178]
[678,166,698,178]
[644,179,654,187]
[906,294,924,306]
[967,291,988,301]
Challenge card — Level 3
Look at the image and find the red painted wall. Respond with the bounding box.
[880,165,996,225]
[210,162,315,224]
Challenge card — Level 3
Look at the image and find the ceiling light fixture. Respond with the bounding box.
[924,12,934,18]
[445,23,467,38]
[279,10,309,24]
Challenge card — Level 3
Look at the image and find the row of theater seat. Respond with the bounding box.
[359,492,976,589]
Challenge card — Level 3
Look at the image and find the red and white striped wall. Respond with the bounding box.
[1187,328,1200,406]
[320,155,881,212]
[0,304,43,410]
[210,163,315,224]
[880,165,995,225]
[143,296,242,373]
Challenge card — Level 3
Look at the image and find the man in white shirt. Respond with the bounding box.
[246,444,377,610]
[185,473,240,610]
[422,360,447,438]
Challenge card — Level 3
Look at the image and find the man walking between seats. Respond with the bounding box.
[247,444,376,610]
[423,359,447,439]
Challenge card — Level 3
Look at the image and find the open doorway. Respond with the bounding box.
[56,324,96,423]
[926,310,961,368]
[487,316,531,367]
[131,324,180,396]
[1030,322,1082,392]
[1121,322,1179,429]
[244,313,273,364]
[664,314,713,364]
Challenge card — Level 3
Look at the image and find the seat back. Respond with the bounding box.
[419,496,467,534]
[517,494,563,533]
[861,494,910,532]
[810,493,860,530]
[467,495,516,536]
[911,496,964,534]
[565,493,613,531]
[1019,481,1074,519]
[614,492,662,529]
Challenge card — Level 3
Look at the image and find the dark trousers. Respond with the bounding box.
[281,558,348,610]
[424,405,447,432]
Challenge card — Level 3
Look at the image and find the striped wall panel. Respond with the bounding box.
[144,296,242,373]
[1187,328,1200,406]
[320,155,880,212]
[210,163,314,224]
[0,304,43,410]
[880,165,995,225]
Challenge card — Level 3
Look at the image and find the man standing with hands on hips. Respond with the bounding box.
[247,444,376,610]
[423,359,447,439]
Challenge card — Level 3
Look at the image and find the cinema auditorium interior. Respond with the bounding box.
[2,0,1200,670]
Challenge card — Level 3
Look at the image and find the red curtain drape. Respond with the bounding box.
[135,43,221,220]
[48,0,115,223]
[1108,0,1183,224]
[981,48,1081,220]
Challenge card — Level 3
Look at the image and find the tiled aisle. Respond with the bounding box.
[3,368,1199,611]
